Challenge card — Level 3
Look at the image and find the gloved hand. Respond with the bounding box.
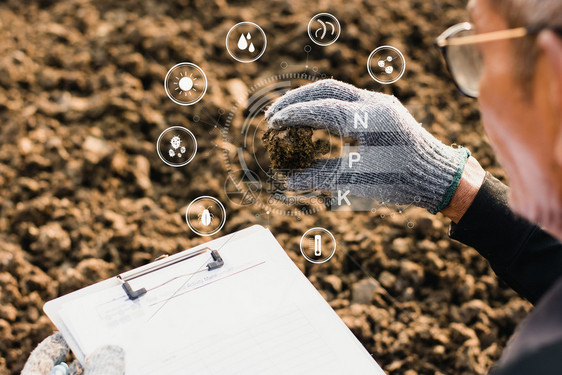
[21,332,125,375]
[265,79,470,214]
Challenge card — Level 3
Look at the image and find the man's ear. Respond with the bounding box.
[538,30,562,165]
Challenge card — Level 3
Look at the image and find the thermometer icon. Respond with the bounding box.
[314,235,322,256]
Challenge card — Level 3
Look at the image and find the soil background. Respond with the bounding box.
[0,0,532,374]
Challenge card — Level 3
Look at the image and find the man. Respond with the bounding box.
[264,0,562,373]
[23,0,562,373]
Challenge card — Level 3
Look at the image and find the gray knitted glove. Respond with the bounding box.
[21,332,125,375]
[265,79,470,213]
[21,332,68,375]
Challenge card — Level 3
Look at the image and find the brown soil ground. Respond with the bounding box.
[0,0,530,374]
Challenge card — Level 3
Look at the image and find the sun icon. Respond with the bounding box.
[164,62,207,106]
[175,72,198,97]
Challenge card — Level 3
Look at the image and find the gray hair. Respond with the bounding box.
[491,0,562,82]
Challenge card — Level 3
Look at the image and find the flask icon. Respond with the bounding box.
[300,228,336,264]
[314,235,322,256]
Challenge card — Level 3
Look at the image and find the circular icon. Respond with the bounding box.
[226,22,267,63]
[300,227,336,264]
[186,196,226,236]
[224,169,262,206]
[307,13,341,46]
[164,62,207,106]
[156,126,197,167]
[367,46,406,84]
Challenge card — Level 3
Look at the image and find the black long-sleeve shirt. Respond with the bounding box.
[448,172,562,374]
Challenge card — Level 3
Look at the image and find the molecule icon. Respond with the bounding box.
[377,56,394,74]
[367,46,406,85]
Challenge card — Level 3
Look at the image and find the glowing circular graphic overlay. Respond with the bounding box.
[226,22,267,63]
[156,126,197,167]
[307,13,341,46]
[300,227,337,264]
[367,46,406,84]
[221,73,344,217]
[186,196,226,236]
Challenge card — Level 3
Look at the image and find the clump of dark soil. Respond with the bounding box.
[262,127,330,170]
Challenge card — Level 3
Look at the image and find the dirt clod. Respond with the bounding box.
[262,127,330,170]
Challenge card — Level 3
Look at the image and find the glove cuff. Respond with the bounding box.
[429,147,471,214]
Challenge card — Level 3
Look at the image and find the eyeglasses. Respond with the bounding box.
[435,22,562,98]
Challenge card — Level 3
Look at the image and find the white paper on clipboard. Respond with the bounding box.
[44,225,385,375]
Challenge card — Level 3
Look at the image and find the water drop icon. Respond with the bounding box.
[226,22,267,62]
[237,34,248,50]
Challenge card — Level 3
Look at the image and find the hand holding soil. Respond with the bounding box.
[263,79,471,213]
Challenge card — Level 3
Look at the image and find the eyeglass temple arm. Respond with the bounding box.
[436,27,528,47]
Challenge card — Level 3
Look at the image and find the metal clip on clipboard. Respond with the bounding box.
[118,247,224,300]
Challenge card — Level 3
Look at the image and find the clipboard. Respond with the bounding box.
[44,225,385,375]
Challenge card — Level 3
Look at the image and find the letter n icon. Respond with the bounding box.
[354,111,368,129]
